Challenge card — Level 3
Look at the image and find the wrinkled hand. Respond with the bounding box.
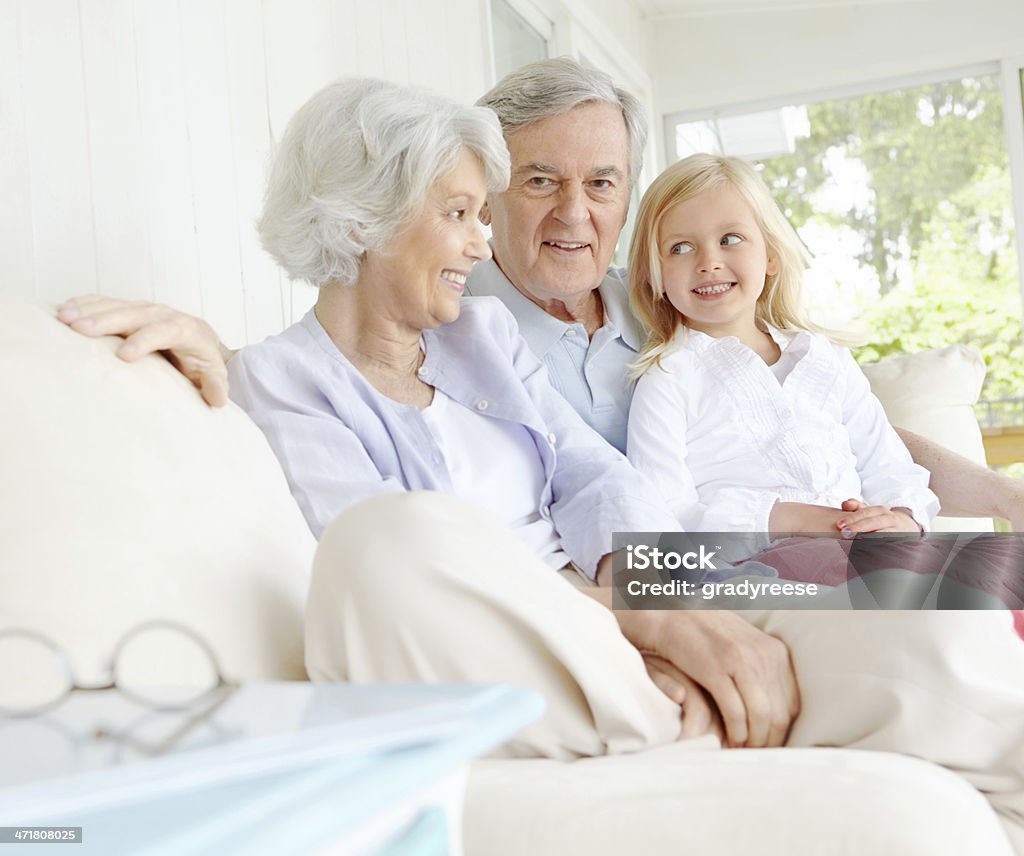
[623,610,799,749]
[991,485,1024,533]
[57,295,231,407]
[643,653,725,742]
[836,499,921,536]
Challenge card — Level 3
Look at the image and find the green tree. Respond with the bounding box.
[754,74,1023,422]
[760,76,1012,296]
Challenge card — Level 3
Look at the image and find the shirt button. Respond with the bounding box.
[547,433,556,445]
[417,366,428,377]
[476,400,488,411]
[586,362,595,371]
[565,328,576,337]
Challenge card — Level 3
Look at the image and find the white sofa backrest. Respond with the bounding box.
[0,297,315,688]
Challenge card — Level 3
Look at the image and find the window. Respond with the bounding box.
[670,71,1024,459]
[490,0,549,82]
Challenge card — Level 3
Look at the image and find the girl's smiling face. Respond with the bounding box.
[658,183,777,339]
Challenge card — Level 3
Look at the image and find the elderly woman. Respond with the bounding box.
[226,78,702,756]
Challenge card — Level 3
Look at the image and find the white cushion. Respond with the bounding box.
[861,345,991,531]
[0,296,315,687]
[467,744,1013,856]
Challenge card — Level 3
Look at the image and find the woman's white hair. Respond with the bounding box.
[478,57,647,188]
[258,78,510,287]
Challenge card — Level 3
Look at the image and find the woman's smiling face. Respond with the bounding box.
[658,183,777,339]
[361,149,492,332]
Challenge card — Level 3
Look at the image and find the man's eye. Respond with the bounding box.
[670,243,694,255]
[528,177,555,188]
[590,179,613,190]
[447,210,466,221]
[722,234,743,246]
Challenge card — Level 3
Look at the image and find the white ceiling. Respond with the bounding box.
[634,0,925,20]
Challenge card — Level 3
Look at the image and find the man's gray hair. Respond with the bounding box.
[477,57,647,187]
[259,78,510,287]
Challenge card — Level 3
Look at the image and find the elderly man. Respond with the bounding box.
[58,60,1024,851]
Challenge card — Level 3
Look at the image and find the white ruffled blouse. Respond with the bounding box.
[626,325,939,551]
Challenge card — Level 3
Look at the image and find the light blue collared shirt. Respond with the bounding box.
[228,297,678,577]
[465,258,643,454]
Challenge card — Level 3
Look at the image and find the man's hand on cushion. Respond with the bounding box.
[57,295,233,407]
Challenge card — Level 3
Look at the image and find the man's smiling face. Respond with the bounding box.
[484,101,631,311]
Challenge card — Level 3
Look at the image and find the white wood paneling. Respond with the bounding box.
[224,0,285,344]
[133,0,203,315]
[3,0,496,340]
[21,0,98,302]
[181,0,247,346]
[354,1,387,80]
[79,0,151,302]
[380,0,410,83]
[0,0,35,298]
[262,0,339,139]
[404,0,451,94]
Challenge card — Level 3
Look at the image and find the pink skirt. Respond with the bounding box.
[748,534,1024,640]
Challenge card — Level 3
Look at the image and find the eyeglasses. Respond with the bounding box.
[0,622,237,761]
[0,620,235,717]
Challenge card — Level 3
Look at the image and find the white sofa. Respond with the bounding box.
[1,295,1011,855]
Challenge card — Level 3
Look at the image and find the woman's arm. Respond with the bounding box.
[228,344,406,537]
[58,295,233,406]
[897,427,1024,530]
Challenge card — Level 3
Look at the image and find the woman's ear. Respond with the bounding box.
[766,255,779,277]
[479,201,492,227]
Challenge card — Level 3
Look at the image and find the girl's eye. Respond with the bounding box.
[670,243,694,255]
[722,234,743,246]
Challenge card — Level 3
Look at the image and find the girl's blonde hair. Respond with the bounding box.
[629,153,833,375]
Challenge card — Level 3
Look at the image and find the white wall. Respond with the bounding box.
[651,0,1024,120]
[0,0,492,346]
[565,0,652,69]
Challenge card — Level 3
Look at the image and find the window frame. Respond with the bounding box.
[662,61,1024,315]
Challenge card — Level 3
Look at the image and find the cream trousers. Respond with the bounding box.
[305,492,1024,854]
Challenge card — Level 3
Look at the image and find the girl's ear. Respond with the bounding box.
[766,255,779,277]
[479,201,492,227]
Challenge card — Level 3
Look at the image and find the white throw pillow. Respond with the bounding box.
[0,297,315,689]
[861,345,991,531]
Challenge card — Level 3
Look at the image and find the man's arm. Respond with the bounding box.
[57,295,233,406]
[897,427,1024,530]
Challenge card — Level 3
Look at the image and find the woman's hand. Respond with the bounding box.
[616,608,799,749]
[835,499,922,536]
[643,653,725,742]
[57,295,233,407]
[587,561,799,748]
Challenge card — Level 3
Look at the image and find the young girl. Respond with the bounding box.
[625,153,939,568]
